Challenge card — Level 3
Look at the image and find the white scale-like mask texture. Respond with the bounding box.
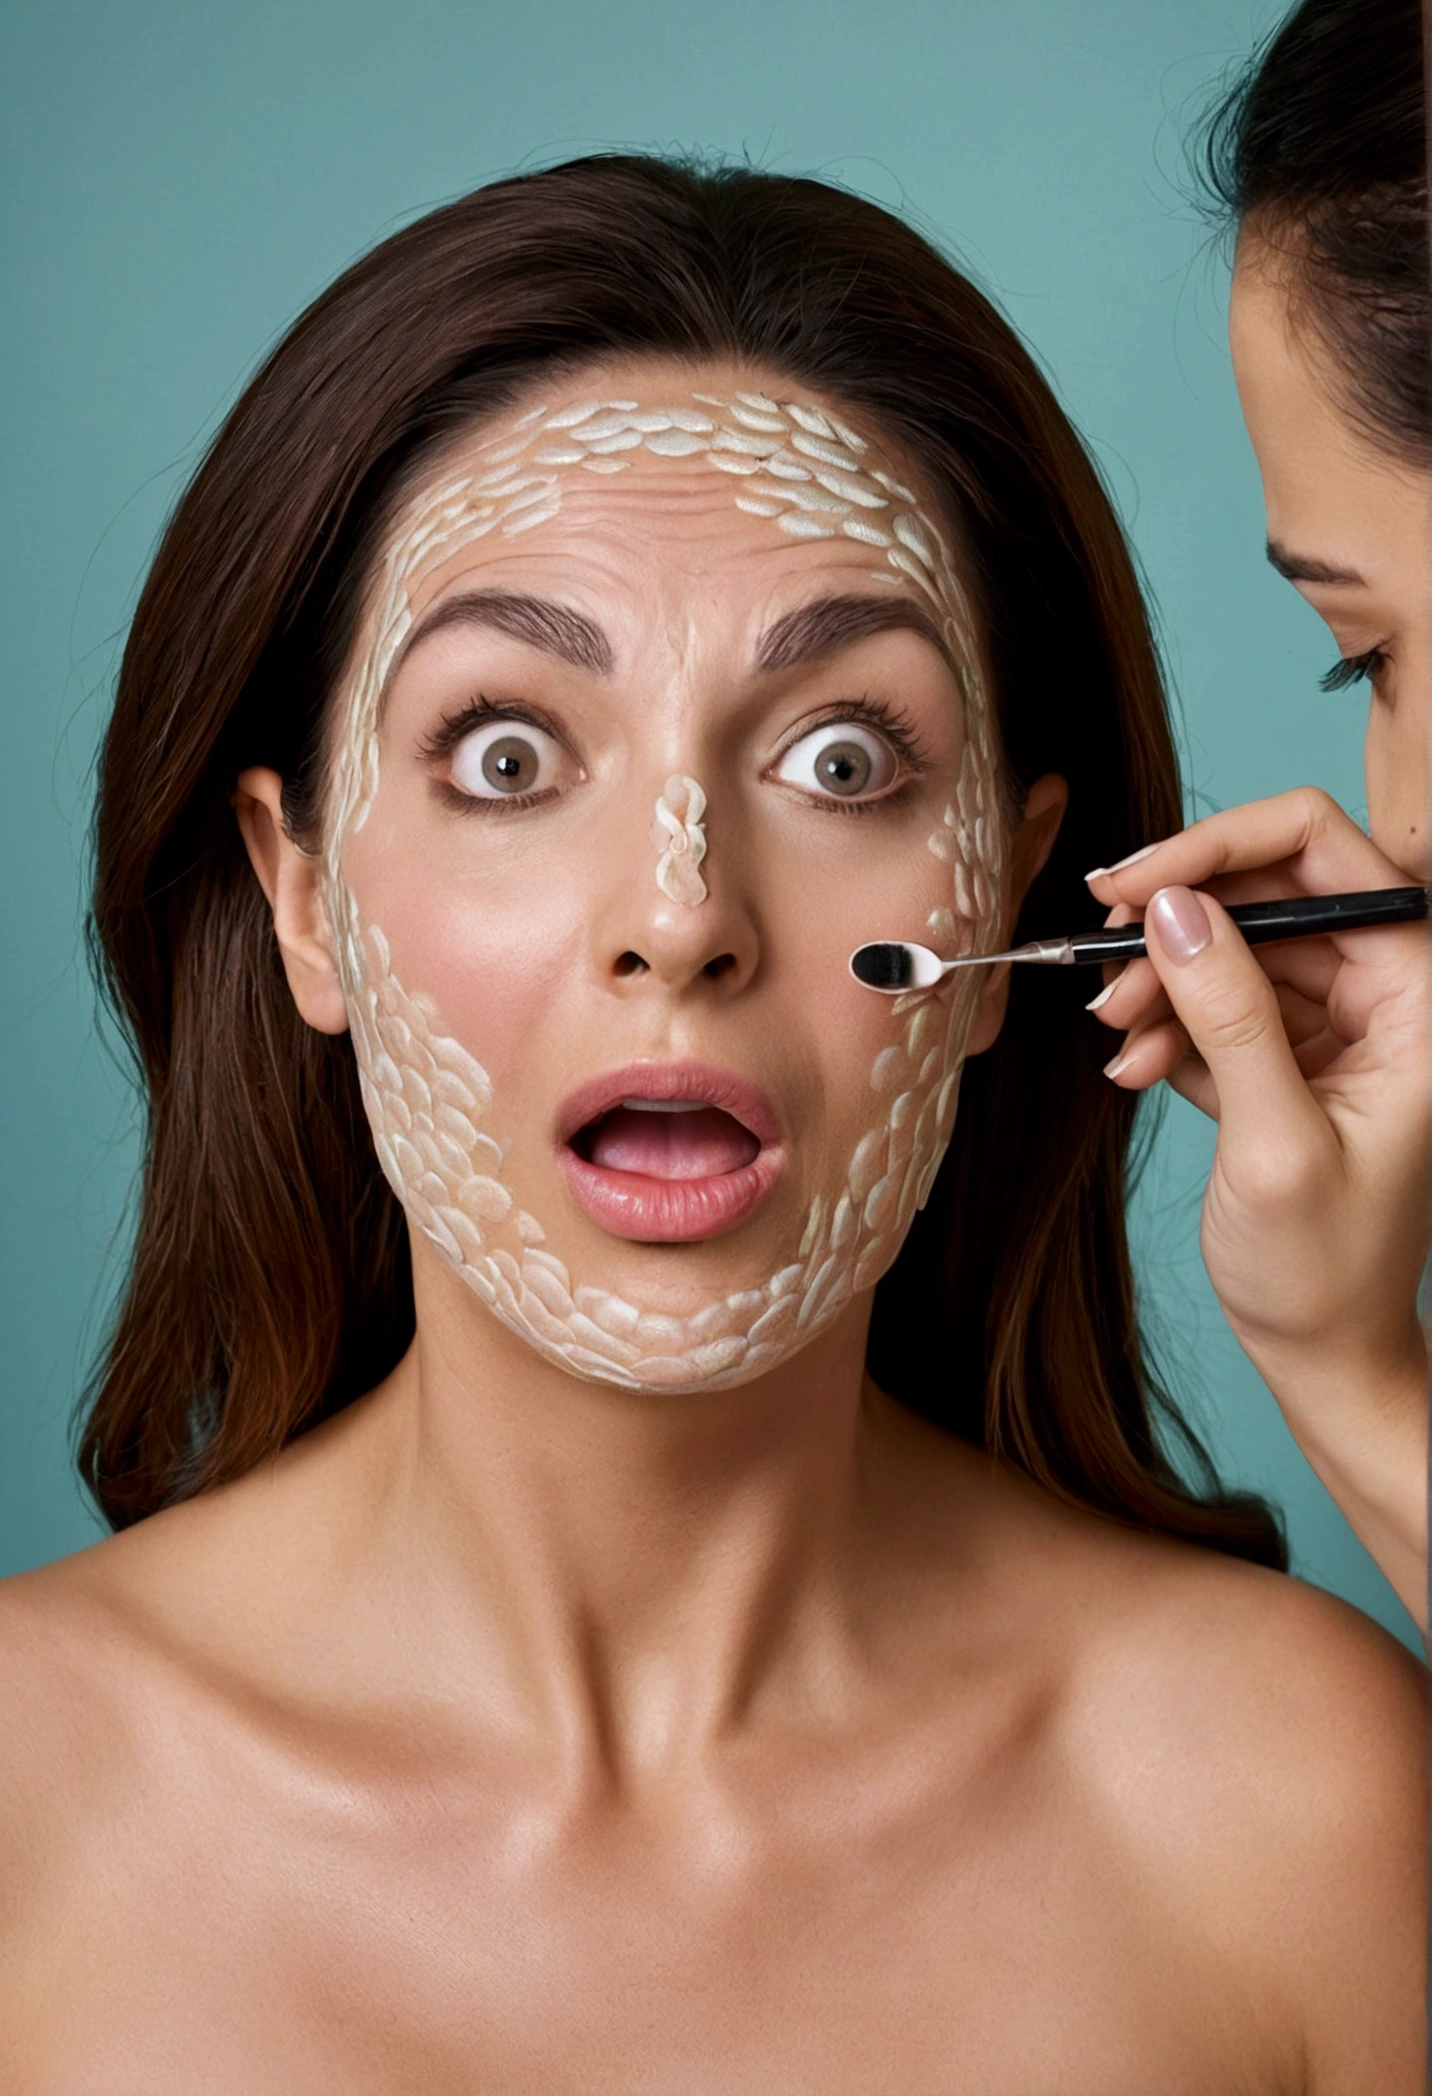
[323,389,1007,1392]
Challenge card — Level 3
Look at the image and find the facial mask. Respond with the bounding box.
[322,390,1006,1391]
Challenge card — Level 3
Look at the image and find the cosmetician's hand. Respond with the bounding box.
[1086,787,1429,1624]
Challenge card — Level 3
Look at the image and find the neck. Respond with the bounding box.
[354,1249,919,1779]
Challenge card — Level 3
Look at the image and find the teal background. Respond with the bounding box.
[0,0,1413,1648]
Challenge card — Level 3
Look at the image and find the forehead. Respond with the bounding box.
[1229,247,1337,436]
[374,361,966,637]
[1230,244,1431,564]
[325,363,999,882]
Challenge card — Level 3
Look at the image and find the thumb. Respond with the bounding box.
[1142,886,1328,1157]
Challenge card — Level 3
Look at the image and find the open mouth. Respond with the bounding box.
[556,1065,782,1243]
[573,1100,762,1180]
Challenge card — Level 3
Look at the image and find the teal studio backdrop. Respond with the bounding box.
[0,0,1413,1649]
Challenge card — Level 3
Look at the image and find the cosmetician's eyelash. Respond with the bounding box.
[1319,645,1387,693]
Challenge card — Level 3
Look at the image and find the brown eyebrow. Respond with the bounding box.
[394,585,952,690]
[1266,539,1366,587]
[757,593,953,673]
[400,589,614,674]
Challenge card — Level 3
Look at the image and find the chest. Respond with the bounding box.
[7,1754,1285,2096]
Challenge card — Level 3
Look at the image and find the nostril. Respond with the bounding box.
[703,953,738,981]
[614,951,648,977]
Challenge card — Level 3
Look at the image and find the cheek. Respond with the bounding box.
[339,806,587,1111]
[778,799,994,1194]
[1364,698,1429,874]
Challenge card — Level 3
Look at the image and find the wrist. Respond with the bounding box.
[1233,1313,1427,1424]
[1250,1340,1428,1595]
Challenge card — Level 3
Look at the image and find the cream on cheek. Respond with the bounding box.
[321,390,1007,1391]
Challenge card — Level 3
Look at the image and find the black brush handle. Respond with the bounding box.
[1066,885,1429,964]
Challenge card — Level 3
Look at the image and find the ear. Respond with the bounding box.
[965,772,1068,1056]
[234,767,350,1035]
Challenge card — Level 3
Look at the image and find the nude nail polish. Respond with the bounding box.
[1149,886,1210,964]
[1092,840,1162,880]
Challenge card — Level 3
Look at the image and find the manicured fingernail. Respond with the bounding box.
[1103,1049,1133,1079]
[1086,979,1119,1011]
[1149,885,1210,964]
[1101,840,1163,877]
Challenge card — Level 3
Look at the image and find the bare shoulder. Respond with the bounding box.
[964,1454,1424,1760]
[0,1400,401,1920]
[0,1502,241,1935]
[1025,1497,1426,2086]
[1058,1516,1425,1819]
[0,1543,141,1938]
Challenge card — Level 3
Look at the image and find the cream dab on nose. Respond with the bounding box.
[653,774,709,905]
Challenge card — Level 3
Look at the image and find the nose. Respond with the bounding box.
[596,776,760,998]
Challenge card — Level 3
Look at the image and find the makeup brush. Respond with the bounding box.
[849,884,1429,993]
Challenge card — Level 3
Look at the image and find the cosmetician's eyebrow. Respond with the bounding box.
[1266,539,1366,587]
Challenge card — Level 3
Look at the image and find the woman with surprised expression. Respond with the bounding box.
[0,159,1419,2093]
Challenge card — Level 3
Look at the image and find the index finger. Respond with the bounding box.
[1085,787,1413,910]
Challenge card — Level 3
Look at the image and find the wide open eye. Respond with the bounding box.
[450,718,564,799]
[773,721,900,802]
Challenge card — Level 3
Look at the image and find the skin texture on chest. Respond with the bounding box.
[2,1672,1289,2096]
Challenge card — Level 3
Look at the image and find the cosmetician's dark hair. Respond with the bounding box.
[84,154,1284,1567]
[1197,0,1430,464]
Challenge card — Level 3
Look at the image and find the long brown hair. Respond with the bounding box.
[85,154,1284,1565]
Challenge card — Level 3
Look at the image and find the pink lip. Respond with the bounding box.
[555,1061,785,1244]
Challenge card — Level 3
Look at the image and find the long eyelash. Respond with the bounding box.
[1319,645,1387,692]
[801,694,934,770]
[432,783,551,817]
[774,696,933,820]
[416,694,561,763]
[420,695,570,817]
[803,790,913,819]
